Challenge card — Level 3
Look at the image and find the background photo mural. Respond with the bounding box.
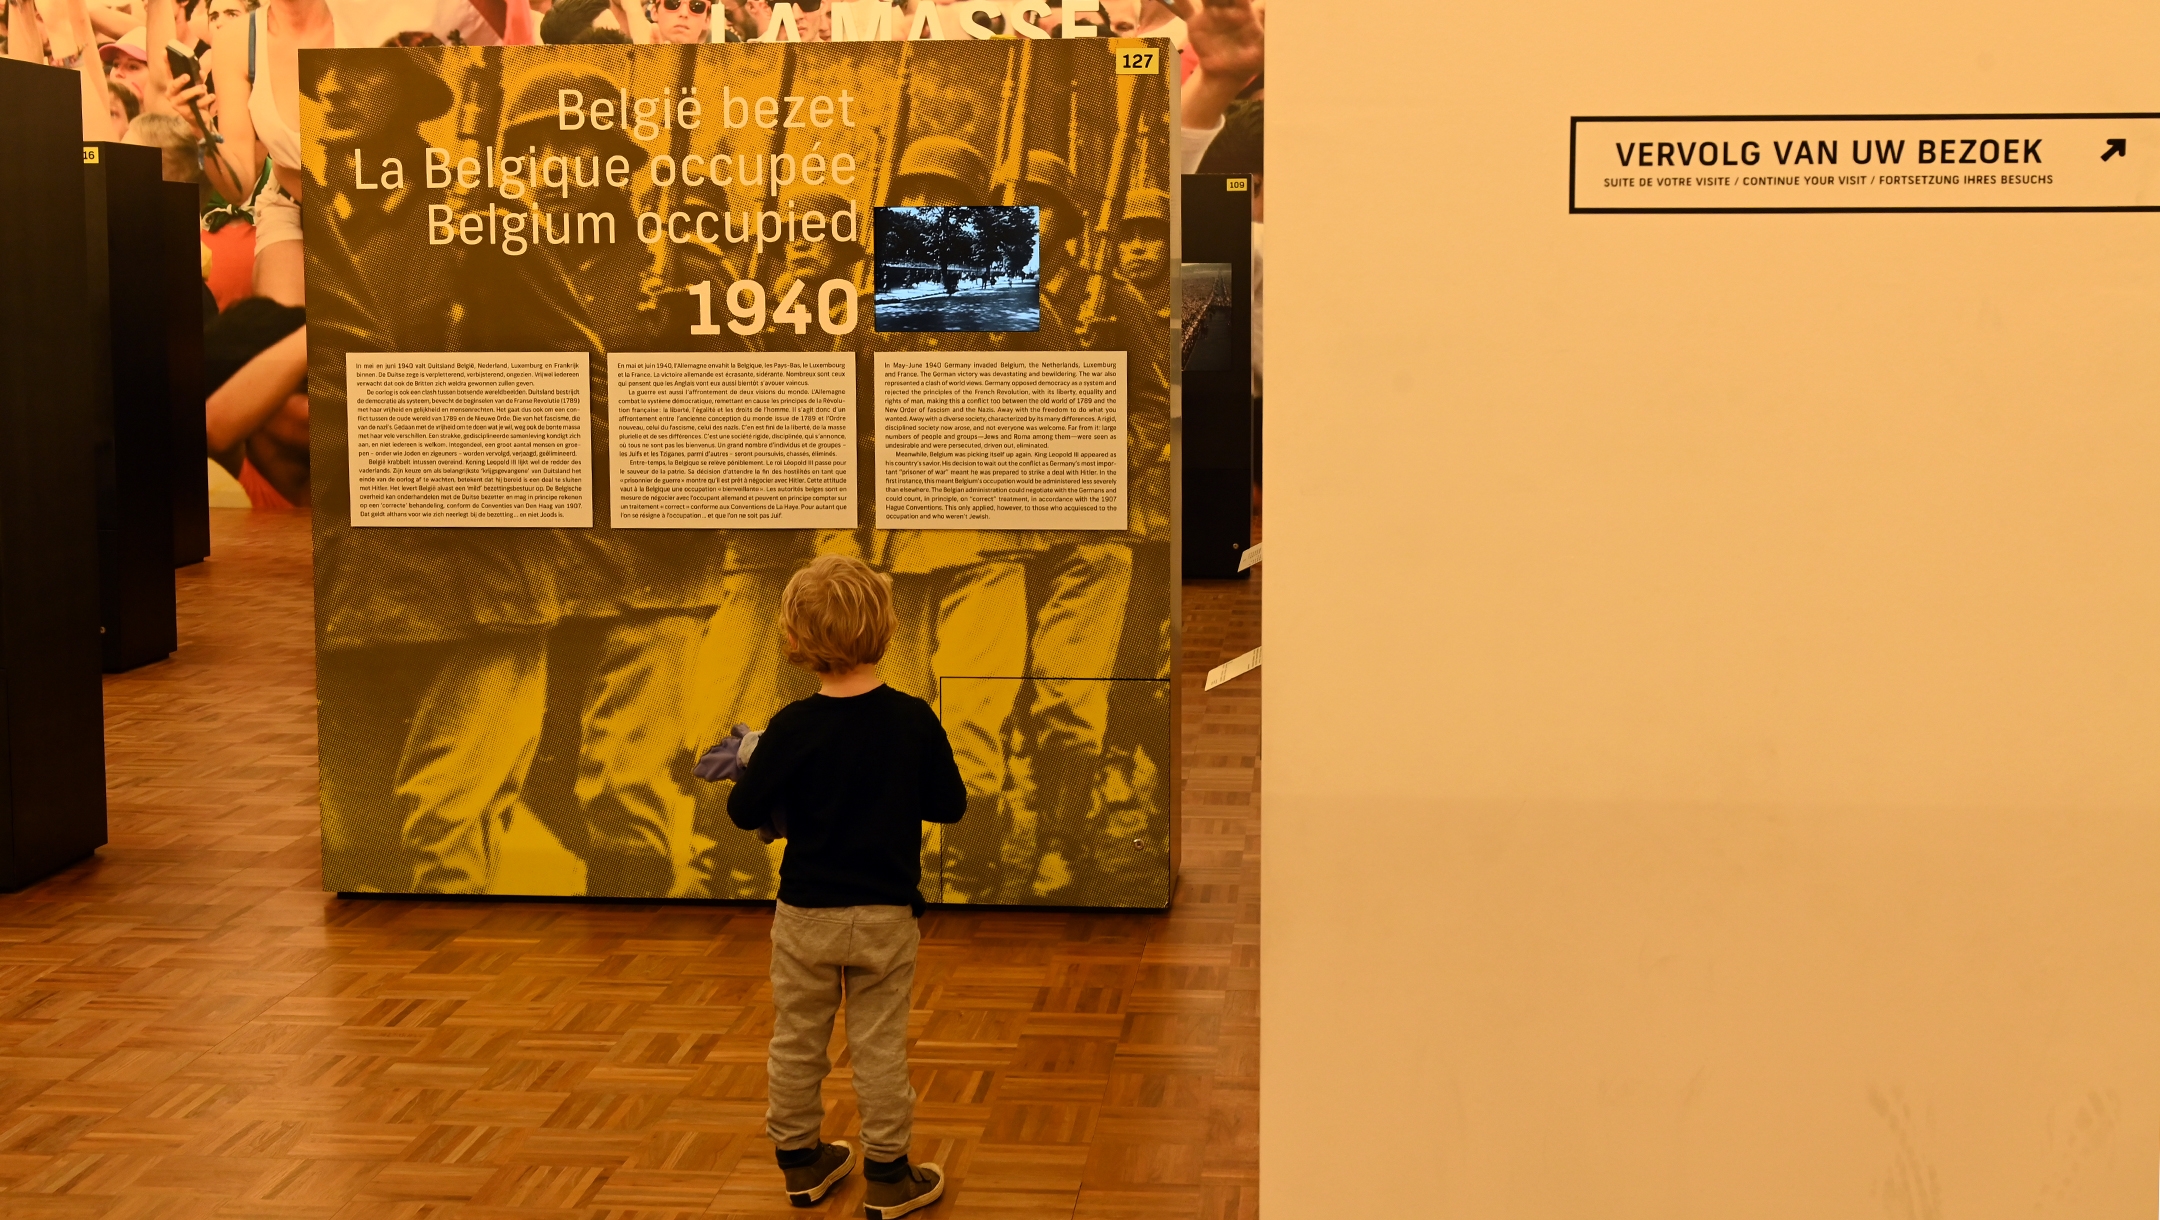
[303,38,1179,907]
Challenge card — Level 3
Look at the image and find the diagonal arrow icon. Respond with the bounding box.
[2102,137,2127,161]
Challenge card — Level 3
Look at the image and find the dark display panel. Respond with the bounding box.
[0,62,110,889]
[84,141,178,671]
[1179,175,1254,580]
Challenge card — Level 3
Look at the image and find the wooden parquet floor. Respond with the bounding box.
[0,509,1262,1220]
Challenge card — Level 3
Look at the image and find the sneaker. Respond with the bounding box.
[782,1140,856,1207]
[862,1161,943,1219]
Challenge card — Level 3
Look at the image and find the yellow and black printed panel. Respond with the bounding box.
[304,42,1175,906]
[936,675,1172,908]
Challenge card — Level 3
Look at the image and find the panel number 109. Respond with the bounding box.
[687,279,858,337]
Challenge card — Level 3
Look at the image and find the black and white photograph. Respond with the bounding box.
[1181,260,1238,371]
[873,205,1041,332]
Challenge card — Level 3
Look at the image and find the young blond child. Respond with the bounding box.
[708,555,966,1217]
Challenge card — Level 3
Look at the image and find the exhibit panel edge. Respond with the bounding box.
[0,61,109,891]
[305,41,1179,909]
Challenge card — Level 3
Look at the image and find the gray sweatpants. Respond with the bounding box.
[766,901,920,1162]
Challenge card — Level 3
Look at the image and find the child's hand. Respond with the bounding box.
[692,723,753,782]
[754,806,790,844]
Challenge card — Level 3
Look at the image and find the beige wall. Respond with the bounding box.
[1263,2,2160,1215]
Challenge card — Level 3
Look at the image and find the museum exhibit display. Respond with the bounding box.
[306,39,1181,908]
[1178,173,1253,580]
[83,140,179,672]
[164,180,210,568]
[0,62,111,890]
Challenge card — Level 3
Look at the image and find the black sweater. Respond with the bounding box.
[727,684,967,912]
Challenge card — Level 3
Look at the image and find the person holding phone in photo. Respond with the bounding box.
[166,0,529,306]
[164,0,334,305]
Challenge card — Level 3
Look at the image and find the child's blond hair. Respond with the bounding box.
[779,555,896,674]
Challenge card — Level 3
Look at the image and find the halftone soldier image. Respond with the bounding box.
[891,134,989,208]
[1008,150,1087,339]
[678,187,860,899]
[869,131,1034,902]
[305,39,1176,908]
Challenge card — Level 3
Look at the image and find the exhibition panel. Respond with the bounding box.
[83,140,179,673]
[1178,173,1253,580]
[162,180,210,568]
[305,41,1181,908]
[0,62,109,890]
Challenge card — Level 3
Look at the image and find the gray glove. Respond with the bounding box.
[693,723,753,783]
[694,726,784,841]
